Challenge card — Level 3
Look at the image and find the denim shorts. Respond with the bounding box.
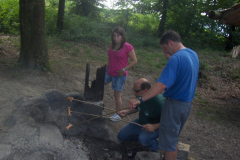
[105,69,127,91]
[158,97,192,152]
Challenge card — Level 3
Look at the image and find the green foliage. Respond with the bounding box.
[126,28,159,48]
[58,14,111,46]
[68,0,102,17]
[198,61,211,85]
[98,10,161,48]
[128,13,159,36]
[163,0,237,51]
[182,30,226,50]
[199,61,211,71]
[45,1,59,35]
[228,66,240,81]
[0,0,239,53]
[0,0,20,34]
[46,0,59,7]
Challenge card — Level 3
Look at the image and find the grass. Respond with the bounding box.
[1,59,6,64]
[45,36,167,77]
[134,48,167,75]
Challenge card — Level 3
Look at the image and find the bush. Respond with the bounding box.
[45,4,59,35]
[182,31,226,51]
[58,15,112,46]
[0,0,19,34]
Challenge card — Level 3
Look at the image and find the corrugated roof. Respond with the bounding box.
[209,3,240,27]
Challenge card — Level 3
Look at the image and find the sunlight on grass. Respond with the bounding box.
[202,100,209,104]
[84,48,91,53]
[134,48,166,75]
[1,59,6,64]
[209,116,220,123]
[195,112,205,116]
[72,48,80,56]
[194,92,202,99]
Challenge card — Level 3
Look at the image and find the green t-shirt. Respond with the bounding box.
[136,94,164,125]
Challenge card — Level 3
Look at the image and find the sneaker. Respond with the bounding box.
[109,113,121,122]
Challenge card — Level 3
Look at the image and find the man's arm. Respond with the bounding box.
[127,82,167,109]
[141,82,166,102]
[118,108,138,117]
[127,108,138,114]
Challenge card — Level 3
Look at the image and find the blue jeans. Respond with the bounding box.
[118,119,159,152]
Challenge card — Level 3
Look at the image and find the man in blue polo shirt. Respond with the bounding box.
[126,30,199,160]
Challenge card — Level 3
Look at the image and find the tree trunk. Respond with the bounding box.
[125,8,129,30]
[157,0,169,38]
[225,25,236,50]
[18,0,49,70]
[57,0,65,31]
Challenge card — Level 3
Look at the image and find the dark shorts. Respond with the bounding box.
[158,97,192,152]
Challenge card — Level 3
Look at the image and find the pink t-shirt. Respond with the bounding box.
[108,42,133,76]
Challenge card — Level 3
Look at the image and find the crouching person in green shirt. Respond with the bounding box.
[117,78,164,152]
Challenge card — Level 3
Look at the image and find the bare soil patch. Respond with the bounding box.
[0,35,240,160]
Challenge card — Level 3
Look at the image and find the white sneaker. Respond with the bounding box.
[109,113,121,122]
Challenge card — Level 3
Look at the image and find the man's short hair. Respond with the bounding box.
[140,82,151,90]
[159,30,181,45]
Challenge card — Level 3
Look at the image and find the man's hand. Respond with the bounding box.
[66,97,74,102]
[117,110,128,117]
[127,99,140,109]
[142,124,156,132]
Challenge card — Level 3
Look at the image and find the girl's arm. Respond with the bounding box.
[117,49,137,77]
[126,49,137,70]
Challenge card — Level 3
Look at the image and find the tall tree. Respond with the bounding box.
[57,0,66,31]
[157,0,168,38]
[18,0,49,70]
[115,0,134,29]
[74,0,102,17]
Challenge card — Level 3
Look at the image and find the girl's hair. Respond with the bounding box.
[111,26,127,50]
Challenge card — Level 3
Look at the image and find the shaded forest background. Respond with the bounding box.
[0,0,239,52]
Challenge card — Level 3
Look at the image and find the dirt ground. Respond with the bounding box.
[0,35,240,160]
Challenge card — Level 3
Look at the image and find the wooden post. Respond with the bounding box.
[84,63,106,101]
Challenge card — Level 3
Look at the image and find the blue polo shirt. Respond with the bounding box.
[156,48,199,102]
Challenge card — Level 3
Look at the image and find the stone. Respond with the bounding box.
[39,124,63,147]
[135,151,160,160]
[135,142,190,160]
[0,65,113,160]
[0,144,11,159]
[108,151,122,160]
[177,142,190,160]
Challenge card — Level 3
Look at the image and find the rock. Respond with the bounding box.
[1,123,89,160]
[0,89,119,160]
[107,151,122,160]
[39,124,63,147]
[0,144,11,159]
[177,142,190,160]
[135,151,160,160]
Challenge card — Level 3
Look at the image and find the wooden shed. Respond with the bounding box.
[208,3,240,27]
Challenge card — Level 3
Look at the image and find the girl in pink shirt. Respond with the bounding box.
[105,26,137,121]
